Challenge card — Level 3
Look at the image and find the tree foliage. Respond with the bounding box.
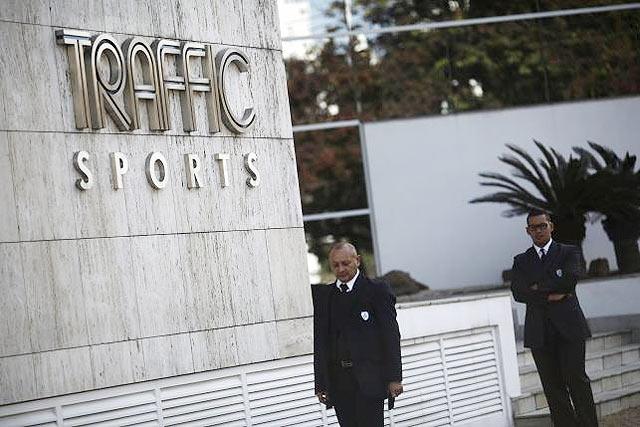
[285,1,640,124]
[282,0,640,274]
[470,141,593,247]
[573,142,640,272]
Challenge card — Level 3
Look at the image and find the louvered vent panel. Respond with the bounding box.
[246,362,323,426]
[0,327,510,426]
[326,410,340,425]
[160,376,246,426]
[392,339,449,426]
[0,408,57,427]
[443,332,503,424]
[61,391,157,427]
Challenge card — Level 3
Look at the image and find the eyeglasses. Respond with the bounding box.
[527,223,549,232]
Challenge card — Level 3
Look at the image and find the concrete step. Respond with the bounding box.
[515,382,640,420]
[518,343,640,391]
[514,413,552,427]
[516,330,633,367]
[514,357,640,415]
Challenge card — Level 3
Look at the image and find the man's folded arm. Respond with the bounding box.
[539,246,580,295]
[511,257,549,305]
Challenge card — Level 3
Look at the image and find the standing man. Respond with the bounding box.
[511,210,597,426]
[313,242,403,426]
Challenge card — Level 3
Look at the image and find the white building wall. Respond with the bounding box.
[0,0,312,406]
[363,97,640,289]
[0,294,520,427]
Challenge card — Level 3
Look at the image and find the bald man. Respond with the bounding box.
[313,242,403,427]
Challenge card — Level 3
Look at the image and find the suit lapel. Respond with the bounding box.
[525,246,540,266]
[349,273,366,313]
[543,241,560,267]
[352,273,364,293]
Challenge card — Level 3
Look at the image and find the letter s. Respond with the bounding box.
[244,152,260,187]
[73,151,94,190]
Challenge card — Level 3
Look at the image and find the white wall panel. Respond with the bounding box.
[267,227,313,319]
[130,234,188,337]
[1,0,305,408]
[120,135,179,236]
[103,0,177,38]
[21,240,87,352]
[178,233,236,331]
[0,294,519,426]
[66,134,131,238]
[235,322,279,365]
[8,133,302,242]
[242,0,283,50]
[139,334,195,379]
[219,230,277,325]
[78,237,140,344]
[0,354,36,405]
[189,328,239,372]
[0,132,18,242]
[257,139,303,228]
[364,97,640,288]
[0,243,30,356]
[89,340,145,389]
[10,133,77,241]
[0,0,50,25]
[0,22,63,132]
[33,347,94,398]
[276,317,313,357]
[49,0,106,31]
[168,136,233,233]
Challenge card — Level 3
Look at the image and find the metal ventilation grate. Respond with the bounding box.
[0,328,506,426]
[61,391,157,426]
[160,376,246,426]
[444,332,503,424]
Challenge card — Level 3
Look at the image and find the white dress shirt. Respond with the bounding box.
[533,239,553,259]
[335,269,360,292]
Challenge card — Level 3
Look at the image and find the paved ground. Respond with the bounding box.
[516,407,640,427]
[601,406,640,426]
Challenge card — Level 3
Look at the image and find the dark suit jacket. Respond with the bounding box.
[313,273,402,404]
[511,241,591,349]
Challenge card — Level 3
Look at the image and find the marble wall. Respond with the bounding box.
[0,0,312,405]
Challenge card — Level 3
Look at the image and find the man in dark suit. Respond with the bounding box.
[313,242,403,426]
[511,210,597,426]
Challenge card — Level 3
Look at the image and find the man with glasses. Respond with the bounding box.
[511,210,597,426]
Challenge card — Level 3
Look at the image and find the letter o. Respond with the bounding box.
[145,151,167,189]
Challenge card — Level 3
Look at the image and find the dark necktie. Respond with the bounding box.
[539,248,546,262]
[339,283,349,293]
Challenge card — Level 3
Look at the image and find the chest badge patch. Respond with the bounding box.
[361,311,370,321]
[556,269,563,277]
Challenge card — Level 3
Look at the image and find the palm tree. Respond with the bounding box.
[470,140,592,270]
[573,142,640,273]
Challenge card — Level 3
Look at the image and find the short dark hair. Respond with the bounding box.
[526,209,552,225]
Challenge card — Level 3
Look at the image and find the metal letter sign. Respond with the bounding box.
[56,30,255,134]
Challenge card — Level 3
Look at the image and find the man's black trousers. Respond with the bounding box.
[531,322,598,427]
[330,365,383,427]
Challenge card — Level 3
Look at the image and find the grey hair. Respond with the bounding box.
[329,241,358,256]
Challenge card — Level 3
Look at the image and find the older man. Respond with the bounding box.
[313,242,403,427]
[511,210,597,426]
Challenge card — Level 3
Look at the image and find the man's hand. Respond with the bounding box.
[316,391,329,404]
[547,293,566,302]
[388,382,403,398]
